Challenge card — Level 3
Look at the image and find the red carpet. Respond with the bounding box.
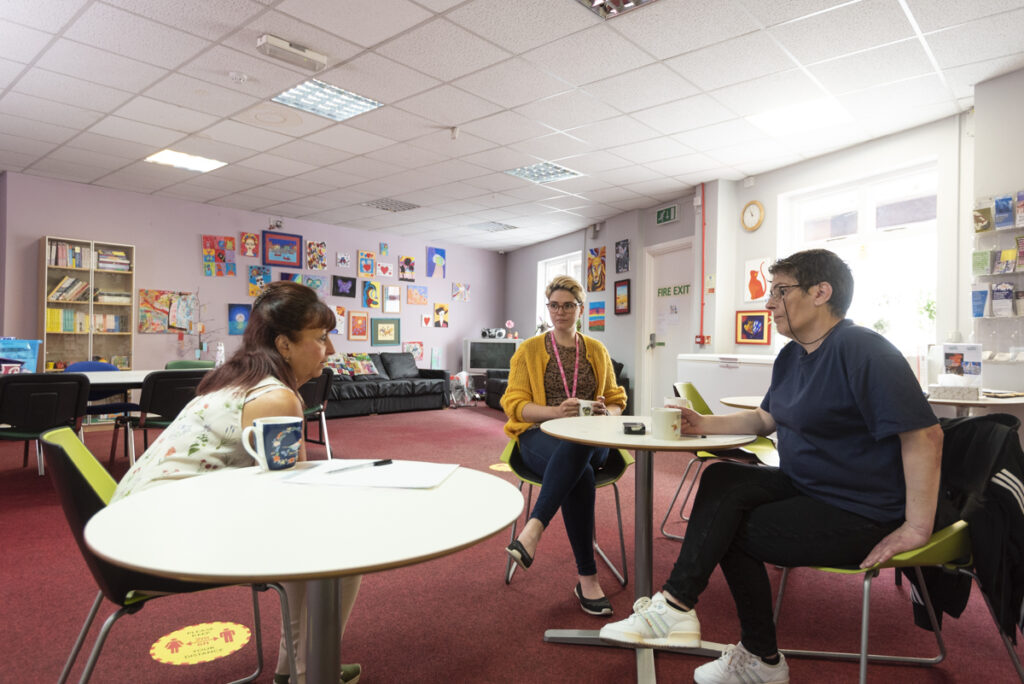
[1,405,1020,682]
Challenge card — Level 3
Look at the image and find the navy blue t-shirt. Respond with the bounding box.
[761,320,937,522]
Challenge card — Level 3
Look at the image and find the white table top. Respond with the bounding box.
[78,369,152,387]
[926,394,1024,408]
[541,415,756,452]
[719,395,764,410]
[85,464,524,584]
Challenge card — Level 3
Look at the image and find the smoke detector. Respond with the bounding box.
[256,34,326,72]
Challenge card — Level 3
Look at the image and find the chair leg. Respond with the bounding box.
[59,590,104,684]
[660,457,705,541]
[960,568,1024,682]
[108,417,123,466]
[128,424,136,466]
[229,587,265,684]
[505,482,531,585]
[77,604,135,684]
[36,440,45,475]
[259,582,297,683]
[593,482,629,587]
[23,439,29,468]
[320,413,332,460]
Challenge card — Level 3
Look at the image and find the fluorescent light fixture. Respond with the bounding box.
[746,98,854,137]
[144,149,226,173]
[505,162,581,184]
[273,79,383,122]
[578,0,660,18]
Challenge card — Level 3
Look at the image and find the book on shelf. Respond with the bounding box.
[992,282,1015,317]
[94,248,131,271]
[994,248,1018,274]
[93,291,131,304]
[1017,191,1024,229]
[974,199,994,233]
[48,240,91,268]
[972,249,997,276]
[110,355,130,370]
[972,285,990,318]
[47,276,90,301]
[1015,290,1024,316]
[994,195,1015,229]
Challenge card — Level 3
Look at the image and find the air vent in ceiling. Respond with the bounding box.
[469,222,520,232]
[361,198,421,212]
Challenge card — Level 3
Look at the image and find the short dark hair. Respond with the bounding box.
[769,249,853,317]
[198,281,335,395]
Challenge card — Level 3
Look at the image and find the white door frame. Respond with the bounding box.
[638,237,693,417]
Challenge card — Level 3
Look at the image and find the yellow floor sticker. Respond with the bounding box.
[151,621,251,665]
[490,463,511,472]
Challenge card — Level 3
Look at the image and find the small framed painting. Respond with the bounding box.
[736,310,771,345]
[349,312,369,341]
[371,317,400,346]
[262,231,302,268]
[332,275,356,297]
[383,285,401,313]
[614,279,630,315]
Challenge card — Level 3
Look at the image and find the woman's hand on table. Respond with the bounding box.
[679,407,708,434]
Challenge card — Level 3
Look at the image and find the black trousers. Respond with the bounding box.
[663,461,901,658]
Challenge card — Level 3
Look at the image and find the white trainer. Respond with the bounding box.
[694,642,789,684]
[598,592,700,648]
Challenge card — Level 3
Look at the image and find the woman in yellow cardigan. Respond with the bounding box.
[502,275,627,616]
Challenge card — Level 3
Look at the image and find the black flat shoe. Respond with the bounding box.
[506,539,534,569]
[575,582,613,616]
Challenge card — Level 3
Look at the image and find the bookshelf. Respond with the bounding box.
[39,236,135,371]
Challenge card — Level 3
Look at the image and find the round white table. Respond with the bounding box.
[719,395,764,410]
[85,464,524,684]
[541,416,755,683]
[926,394,1024,418]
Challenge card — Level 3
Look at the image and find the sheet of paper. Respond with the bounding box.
[284,459,459,489]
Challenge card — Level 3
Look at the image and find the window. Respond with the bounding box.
[781,165,938,359]
[537,251,582,332]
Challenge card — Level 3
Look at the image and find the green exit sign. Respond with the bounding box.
[656,205,677,225]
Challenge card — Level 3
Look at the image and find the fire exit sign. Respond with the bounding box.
[656,205,677,225]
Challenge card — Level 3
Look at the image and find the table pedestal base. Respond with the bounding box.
[307,578,344,684]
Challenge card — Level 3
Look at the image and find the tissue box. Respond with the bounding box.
[928,385,979,400]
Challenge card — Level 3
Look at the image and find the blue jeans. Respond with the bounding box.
[517,428,610,576]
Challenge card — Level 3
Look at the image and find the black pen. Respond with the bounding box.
[326,459,393,475]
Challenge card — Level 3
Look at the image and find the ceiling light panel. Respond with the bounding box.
[505,161,582,184]
[273,80,383,122]
[469,221,520,232]
[577,0,661,19]
[144,149,227,173]
[361,198,421,212]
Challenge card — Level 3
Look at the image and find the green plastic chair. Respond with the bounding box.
[774,520,1024,683]
[501,439,633,586]
[660,381,778,541]
[164,359,215,369]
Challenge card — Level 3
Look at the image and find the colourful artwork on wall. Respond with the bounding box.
[240,232,259,258]
[332,276,356,297]
[451,282,470,302]
[371,317,400,346]
[332,305,346,335]
[337,252,351,268]
[306,240,327,270]
[420,314,432,327]
[736,310,771,345]
[362,280,381,309]
[615,239,629,273]
[305,275,327,297]
[383,285,401,313]
[399,256,415,281]
[279,271,302,283]
[403,341,424,360]
[358,250,375,277]
[407,285,428,305]
[376,262,394,278]
[614,279,630,314]
[433,302,449,327]
[228,303,251,335]
[743,257,769,302]
[138,289,197,334]
[426,247,446,279]
[379,241,389,256]
[588,301,605,332]
[348,312,368,341]
[248,266,270,297]
[262,231,302,268]
[587,246,606,292]
[202,235,236,277]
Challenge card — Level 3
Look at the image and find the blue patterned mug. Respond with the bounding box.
[242,416,302,471]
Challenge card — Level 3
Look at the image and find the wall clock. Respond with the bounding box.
[742,200,765,232]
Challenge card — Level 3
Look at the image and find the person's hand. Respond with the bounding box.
[593,396,608,415]
[858,521,933,568]
[555,398,581,418]
[678,407,706,434]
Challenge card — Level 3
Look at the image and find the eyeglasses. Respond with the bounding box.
[547,302,580,313]
[766,284,800,301]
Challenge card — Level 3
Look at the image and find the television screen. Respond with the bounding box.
[464,338,521,373]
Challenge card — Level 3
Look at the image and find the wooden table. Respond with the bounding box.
[86,463,524,683]
[719,395,764,410]
[541,415,755,683]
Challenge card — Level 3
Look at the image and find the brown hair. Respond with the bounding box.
[545,275,585,304]
[198,281,335,395]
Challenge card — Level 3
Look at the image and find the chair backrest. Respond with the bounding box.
[674,381,713,415]
[66,361,122,401]
[138,369,208,420]
[164,360,215,369]
[298,367,334,411]
[0,372,90,432]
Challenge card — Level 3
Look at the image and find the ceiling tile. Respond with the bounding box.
[565,115,660,147]
[0,131,57,156]
[582,63,699,114]
[768,0,915,64]
[116,96,220,133]
[459,111,554,146]
[275,0,432,48]
[65,4,211,69]
[510,133,593,162]
[14,67,133,112]
[178,173,253,195]
[671,118,770,151]
[0,91,102,129]
[394,85,502,126]
[448,0,600,53]
[710,69,822,117]
[611,0,760,60]
[156,183,228,203]
[329,156,405,180]
[145,74,259,117]
[736,0,852,27]
[454,58,570,109]
[837,74,955,119]
[664,30,796,91]
[295,168,364,188]
[223,9,363,68]
[606,138,695,165]
[65,131,156,159]
[98,160,198,191]
[36,39,167,92]
[271,139,352,167]
[463,172,526,193]
[523,24,656,87]
[645,153,724,177]
[232,101,334,136]
[201,119,294,150]
[0,19,53,64]
[809,39,935,94]
[459,146,539,173]
[104,0,266,40]
[378,18,510,82]
[364,143,447,170]
[179,45,306,99]
[515,89,621,131]
[209,192,277,210]
[304,124,396,155]
[555,151,632,174]
[0,112,78,144]
[205,163,286,185]
[26,157,110,183]
[46,144,138,172]
[905,0,1024,33]
[264,176,336,196]
[926,8,1024,69]
[707,138,793,165]
[632,94,737,134]
[1,0,88,33]
[317,53,440,105]
[942,52,1024,100]
[88,115,185,148]
[344,107,439,142]
[0,57,24,89]
[171,135,260,164]
[237,152,316,176]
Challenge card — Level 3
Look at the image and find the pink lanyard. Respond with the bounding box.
[550,331,579,399]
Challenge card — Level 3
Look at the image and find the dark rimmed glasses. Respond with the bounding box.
[546,302,580,313]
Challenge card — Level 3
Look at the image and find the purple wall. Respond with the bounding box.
[2,172,505,372]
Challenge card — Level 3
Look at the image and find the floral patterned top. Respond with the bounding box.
[110,376,290,503]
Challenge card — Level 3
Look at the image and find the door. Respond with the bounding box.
[640,239,694,415]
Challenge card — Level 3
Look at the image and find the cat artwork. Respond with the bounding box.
[746,259,768,301]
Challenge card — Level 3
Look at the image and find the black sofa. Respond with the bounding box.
[325,352,449,418]
[484,359,634,415]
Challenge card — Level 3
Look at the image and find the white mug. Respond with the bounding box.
[651,407,682,440]
[578,399,597,416]
[242,416,303,471]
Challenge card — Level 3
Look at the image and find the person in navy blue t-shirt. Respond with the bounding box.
[601,249,942,684]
